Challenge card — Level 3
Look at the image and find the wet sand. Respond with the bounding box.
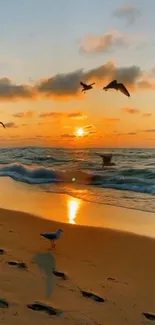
[0,206,155,324]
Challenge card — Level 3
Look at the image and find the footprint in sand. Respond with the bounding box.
[53,270,69,280]
[0,299,9,308]
[143,312,155,321]
[79,289,105,303]
[27,302,63,316]
[7,261,27,270]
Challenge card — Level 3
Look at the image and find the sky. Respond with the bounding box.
[0,0,155,147]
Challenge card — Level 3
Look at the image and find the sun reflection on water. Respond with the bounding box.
[67,197,81,224]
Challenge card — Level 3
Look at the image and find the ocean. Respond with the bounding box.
[0,146,155,214]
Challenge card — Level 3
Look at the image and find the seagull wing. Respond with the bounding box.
[118,83,130,97]
[0,122,5,129]
[103,80,117,90]
[80,81,87,88]
[41,232,56,240]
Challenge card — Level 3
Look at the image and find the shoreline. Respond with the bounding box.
[0,206,155,324]
[0,177,155,238]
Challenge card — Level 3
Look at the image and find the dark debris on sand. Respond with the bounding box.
[143,312,155,321]
[27,302,63,316]
[0,249,5,255]
[7,261,27,270]
[53,270,69,280]
[79,289,105,302]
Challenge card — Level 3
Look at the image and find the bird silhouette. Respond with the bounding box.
[103,80,130,97]
[96,153,115,168]
[80,81,95,93]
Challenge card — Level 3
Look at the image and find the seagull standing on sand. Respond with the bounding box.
[40,229,63,249]
[103,80,130,97]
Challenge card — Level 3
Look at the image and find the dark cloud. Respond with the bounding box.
[0,61,153,102]
[0,78,35,100]
[36,61,142,99]
[113,5,141,24]
[80,32,127,54]
[123,107,140,114]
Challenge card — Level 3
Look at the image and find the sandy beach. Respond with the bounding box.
[0,203,155,324]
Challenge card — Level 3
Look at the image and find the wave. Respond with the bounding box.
[1,163,155,196]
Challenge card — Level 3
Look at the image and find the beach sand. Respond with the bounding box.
[0,204,155,324]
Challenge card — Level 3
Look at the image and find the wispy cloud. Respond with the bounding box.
[80,31,128,54]
[61,133,76,138]
[142,113,152,117]
[143,129,155,133]
[113,4,141,25]
[5,122,17,128]
[83,124,94,129]
[39,111,87,120]
[115,131,136,136]
[13,110,34,118]
[127,132,136,135]
[123,107,140,114]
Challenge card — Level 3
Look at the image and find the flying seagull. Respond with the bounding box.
[96,153,115,168]
[80,81,95,93]
[0,122,5,129]
[103,80,130,97]
[40,229,63,249]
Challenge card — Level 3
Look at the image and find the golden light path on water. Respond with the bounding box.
[67,197,81,224]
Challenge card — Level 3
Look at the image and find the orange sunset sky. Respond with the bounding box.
[0,0,155,148]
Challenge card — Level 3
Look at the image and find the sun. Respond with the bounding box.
[76,128,84,137]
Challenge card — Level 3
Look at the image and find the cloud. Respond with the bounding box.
[0,78,35,100]
[142,113,152,117]
[143,129,155,133]
[115,131,136,136]
[13,110,34,118]
[5,122,17,128]
[127,132,136,135]
[123,107,140,114]
[35,61,142,99]
[68,112,87,120]
[83,124,94,129]
[113,5,140,24]
[39,111,87,120]
[80,31,128,54]
[0,61,154,102]
[61,133,76,138]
